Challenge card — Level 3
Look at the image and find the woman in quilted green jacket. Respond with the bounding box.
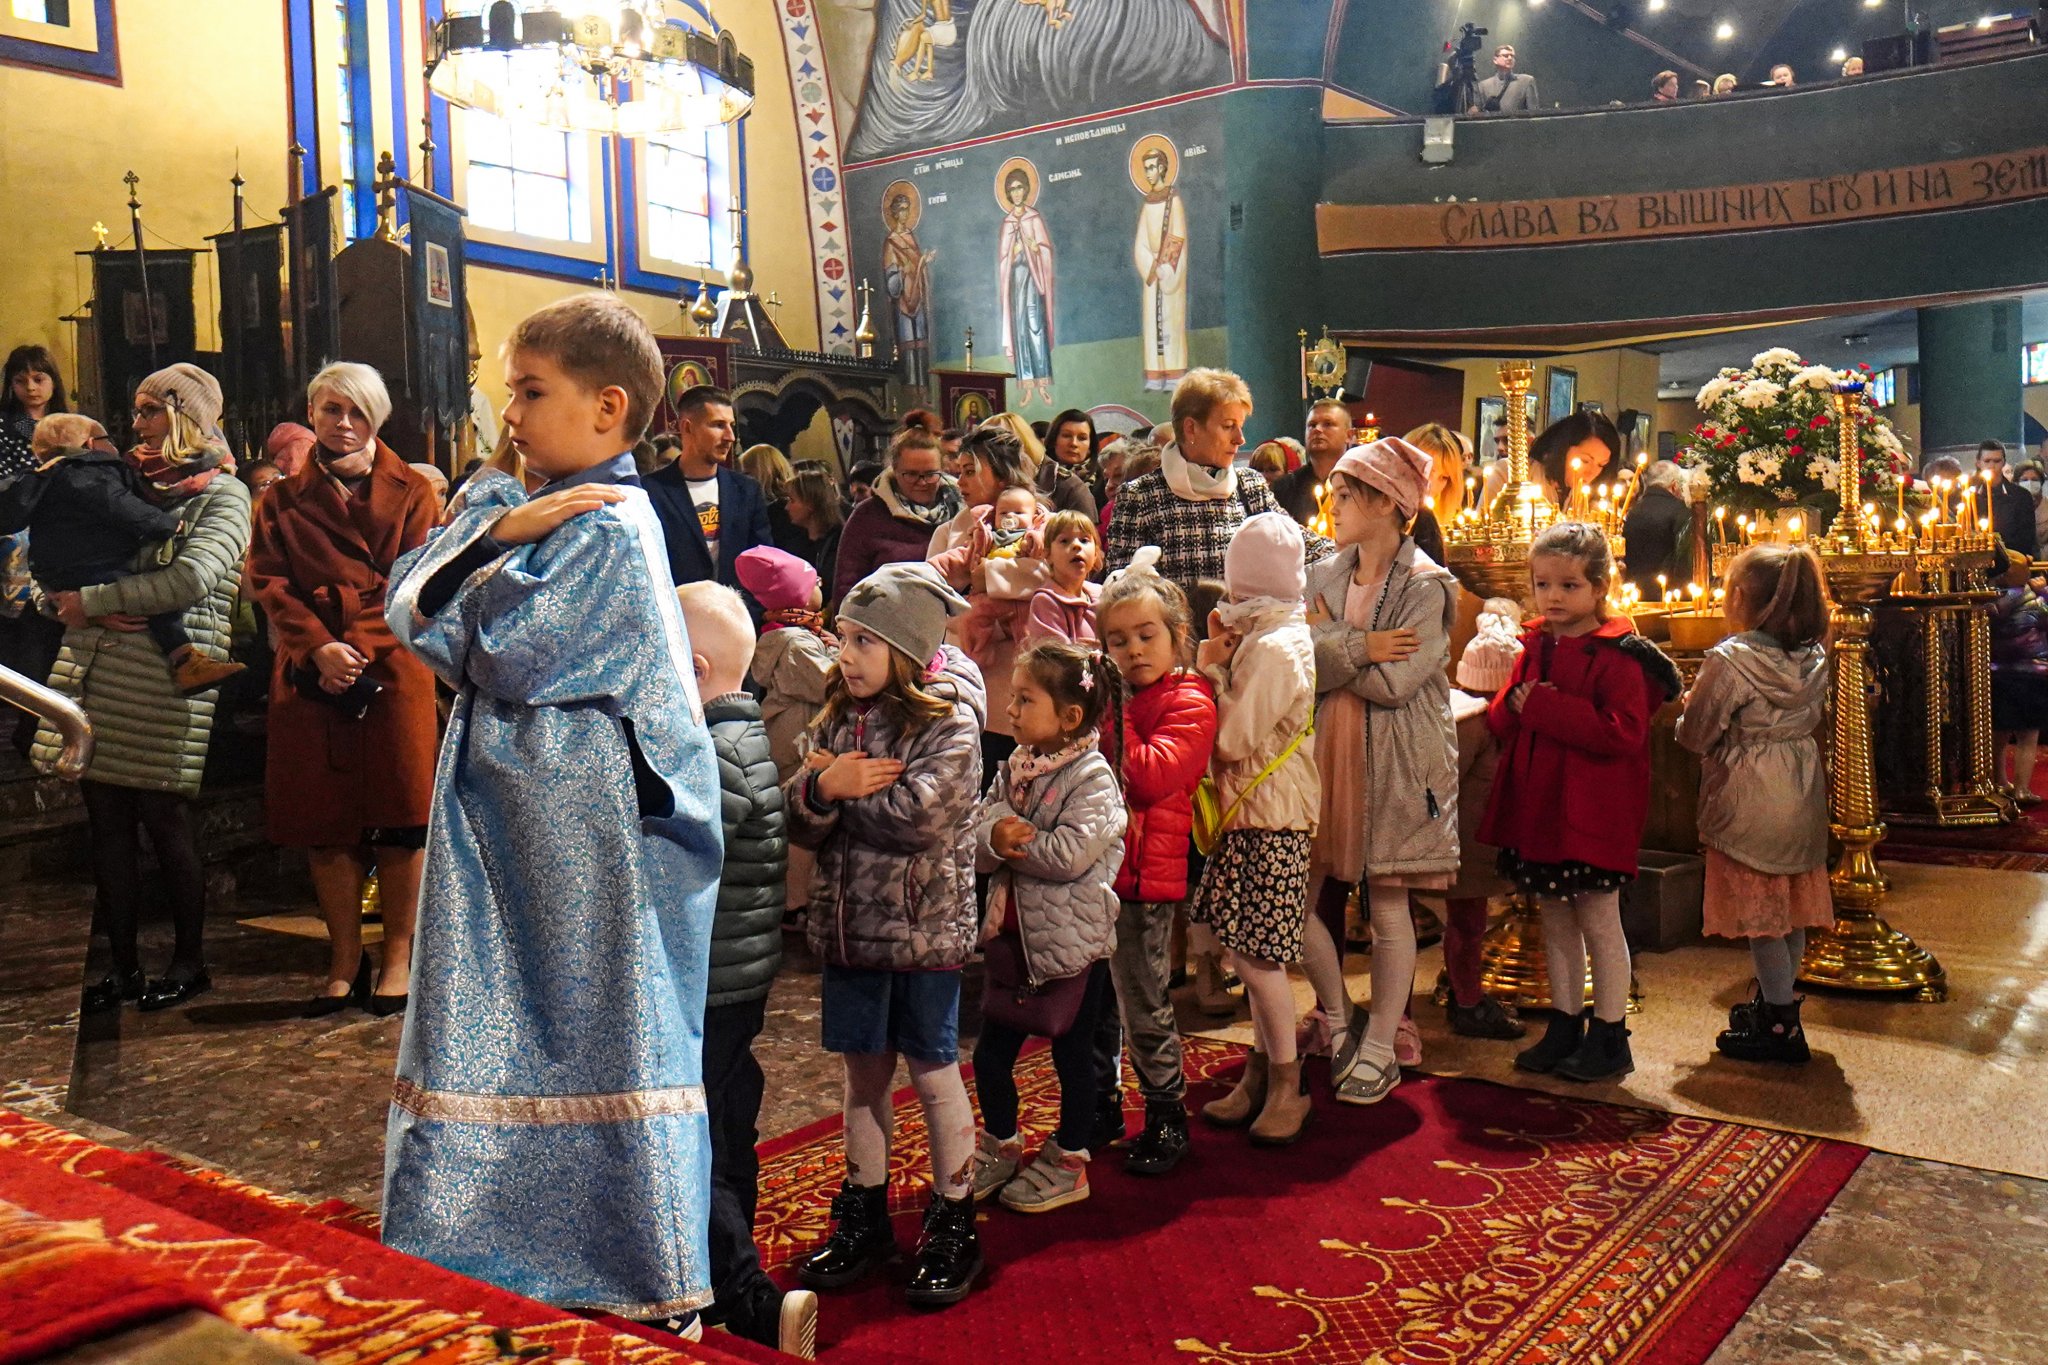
[34,366,250,1015]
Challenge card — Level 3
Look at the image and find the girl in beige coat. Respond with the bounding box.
[1304,439,1462,1108]
[1189,512,1320,1146]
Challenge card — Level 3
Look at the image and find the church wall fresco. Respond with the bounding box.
[812,1,1236,417]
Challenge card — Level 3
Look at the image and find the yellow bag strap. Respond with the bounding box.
[1214,712,1315,834]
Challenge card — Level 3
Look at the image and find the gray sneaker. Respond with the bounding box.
[970,1130,1022,1202]
[1334,1040,1402,1106]
[998,1141,1091,1213]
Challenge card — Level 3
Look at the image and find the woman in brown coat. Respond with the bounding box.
[245,362,438,1015]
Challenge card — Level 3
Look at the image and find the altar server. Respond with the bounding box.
[381,294,722,1325]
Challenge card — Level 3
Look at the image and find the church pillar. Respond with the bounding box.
[1916,299,2025,456]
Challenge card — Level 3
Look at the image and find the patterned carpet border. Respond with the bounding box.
[0,1110,774,1365]
[752,1037,1866,1365]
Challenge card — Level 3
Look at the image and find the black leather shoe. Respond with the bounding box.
[82,969,145,1015]
[1513,1009,1588,1075]
[797,1181,896,1290]
[1089,1091,1129,1149]
[138,968,212,1013]
[1124,1098,1191,1177]
[304,954,371,1018]
[366,991,410,1018]
[904,1192,982,1309]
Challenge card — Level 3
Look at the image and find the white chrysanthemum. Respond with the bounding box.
[1696,376,1736,409]
[1752,347,1804,372]
[1734,379,1784,409]
[1791,365,1839,392]
[1737,449,1785,485]
[1812,455,1840,492]
[1872,425,1905,455]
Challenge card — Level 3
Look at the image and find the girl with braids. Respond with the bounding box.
[1676,543,1832,1064]
[968,639,1128,1214]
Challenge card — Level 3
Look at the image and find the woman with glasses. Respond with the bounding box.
[35,364,250,1014]
[832,426,962,612]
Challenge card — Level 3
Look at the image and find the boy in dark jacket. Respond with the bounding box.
[675,581,817,1360]
[0,414,242,695]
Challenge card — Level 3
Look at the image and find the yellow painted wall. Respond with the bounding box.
[0,0,290,400]
[0,1,816,432]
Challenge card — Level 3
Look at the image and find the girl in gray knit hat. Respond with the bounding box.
[784,561,995,1309]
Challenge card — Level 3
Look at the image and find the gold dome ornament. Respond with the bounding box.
[688,283,718,336]
[853,279,878,359]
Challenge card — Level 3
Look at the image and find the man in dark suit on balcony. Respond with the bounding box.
[647,386,774,598]
[1471,45,1539,114]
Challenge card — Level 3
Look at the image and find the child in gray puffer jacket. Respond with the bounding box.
[969,639,1128,1216]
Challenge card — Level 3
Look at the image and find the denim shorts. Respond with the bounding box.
[820,964,962,1063]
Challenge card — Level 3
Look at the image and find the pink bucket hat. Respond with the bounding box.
[735,545,821,613]
[1332,436,1436,521]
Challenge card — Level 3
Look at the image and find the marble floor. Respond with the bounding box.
[4,865,2047,1363]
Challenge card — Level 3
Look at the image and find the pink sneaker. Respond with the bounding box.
[1295,1006,1336,1058]
[1395,1014,1422,1068]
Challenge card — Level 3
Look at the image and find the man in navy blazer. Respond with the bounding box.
[646,386,774,596]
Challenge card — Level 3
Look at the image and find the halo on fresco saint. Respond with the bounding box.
[881,179,921,229]
[1129,133,1179,191]
[994,156,1041,209]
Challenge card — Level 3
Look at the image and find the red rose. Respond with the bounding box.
[1812,414,1831,427]
[1788,445,1804,456]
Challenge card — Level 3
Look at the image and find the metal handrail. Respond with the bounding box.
[0,664,92,779]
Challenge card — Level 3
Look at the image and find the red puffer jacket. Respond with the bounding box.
[1480,616,1677,877]
[1114,669,1217,902]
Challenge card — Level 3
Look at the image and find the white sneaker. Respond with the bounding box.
[970,1129,1023,1202]
[778,1289,819,1360]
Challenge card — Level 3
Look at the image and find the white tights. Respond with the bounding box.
[842,1052,976,1200]
[1231,954,1301,1066]
[1539,889,1631,1023]
[1300,879,1416,1063]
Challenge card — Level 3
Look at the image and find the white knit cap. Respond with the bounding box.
[1223,511,1306,604]
[1456,597,1525,694]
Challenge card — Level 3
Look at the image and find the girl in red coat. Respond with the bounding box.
[1096,549,1216,1175]
[1482,523,1680,1082]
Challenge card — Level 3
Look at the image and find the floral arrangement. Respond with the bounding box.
[1680,347,1912,525]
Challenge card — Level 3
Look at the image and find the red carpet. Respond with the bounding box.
[0,1198,214,1364]
[0,1110,775,1364]
[1881,769,2048,871]
[754,1038,1866,1365]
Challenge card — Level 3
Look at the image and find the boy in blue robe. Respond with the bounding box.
[382,293,722,1324]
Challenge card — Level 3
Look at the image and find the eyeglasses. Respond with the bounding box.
[130,403,167,420]
[896,468,942,483]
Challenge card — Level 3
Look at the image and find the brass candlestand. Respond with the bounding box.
[1798,382,1947,1001]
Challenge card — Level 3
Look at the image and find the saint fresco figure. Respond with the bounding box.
[881,181,937,394]
[1130,133,1189,392]
[995,158,1055,408]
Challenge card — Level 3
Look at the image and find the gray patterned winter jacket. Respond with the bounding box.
[974,745,1127,985]
[784,645,986,972]
[706,693,786,1009]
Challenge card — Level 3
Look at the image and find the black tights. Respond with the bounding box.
[80,780,205,978]
[973,960,1112,1152]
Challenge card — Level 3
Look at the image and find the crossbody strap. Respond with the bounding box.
[1216,711,1316,832]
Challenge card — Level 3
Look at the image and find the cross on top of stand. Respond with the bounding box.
[124,170,141,208]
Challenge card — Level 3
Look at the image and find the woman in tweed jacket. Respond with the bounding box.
[36,367,251,1014]
[1103,368,1331,596]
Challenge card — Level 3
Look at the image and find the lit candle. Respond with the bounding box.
[1713,506,1727,543]
[1787,513,1803,539]
[1656,572,1669,602]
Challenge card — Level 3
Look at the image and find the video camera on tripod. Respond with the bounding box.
[1434,22,1488,115]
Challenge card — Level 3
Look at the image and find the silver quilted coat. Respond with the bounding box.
[785,645,987,971]
[973,746,1127,984]
[1674,631,1829,875]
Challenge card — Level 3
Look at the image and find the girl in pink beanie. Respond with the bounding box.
[738,545,837,930]
[1190,512,1321,1146]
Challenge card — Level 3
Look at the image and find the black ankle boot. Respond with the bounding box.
[1513,1009,1587,1074]
[1717,998,1810,1064]
[138,966,211,1013]
[1124,1098,1191,1177]
[1727,980,1766,1033]
[82,969,145,1015]
[1556,1016,1635,1082]
[797,1181,896,1290]
[904,1191,982,1309]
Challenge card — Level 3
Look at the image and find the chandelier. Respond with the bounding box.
[427,3,754,138]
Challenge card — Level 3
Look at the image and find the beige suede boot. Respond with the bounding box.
[1200,1051,1268,1128]
[1248,1058,1312,1146]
